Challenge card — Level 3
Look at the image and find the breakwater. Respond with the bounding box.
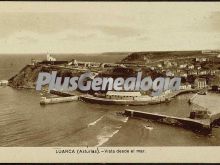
[123,109,212,134]
[40,96,78,105]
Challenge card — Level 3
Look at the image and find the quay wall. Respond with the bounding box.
[124,109,211,134]
[79,89,196,106]
[40,96,78,105]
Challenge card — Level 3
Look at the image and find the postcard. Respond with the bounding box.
[0,1,220,163]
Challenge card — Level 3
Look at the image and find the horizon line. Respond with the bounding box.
[0,49,220,55]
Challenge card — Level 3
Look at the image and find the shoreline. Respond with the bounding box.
[79,89,197,106]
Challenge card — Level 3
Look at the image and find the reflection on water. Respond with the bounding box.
[0,86,220,146]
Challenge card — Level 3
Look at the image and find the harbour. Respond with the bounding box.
[1,52,220,146]
[1,85,220,146]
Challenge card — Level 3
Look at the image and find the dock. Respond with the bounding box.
[79,89,196,106]
[123,109,212,134]
[40,96,78,105]
[40,90,78,105]
[50,90,74,97]
[189,92,220,125]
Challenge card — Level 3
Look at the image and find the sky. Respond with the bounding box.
[0,2,220,54]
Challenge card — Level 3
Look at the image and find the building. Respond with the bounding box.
[198,70,207,76]
[163,60,172,68]
[178,70,187,78]
[195,57,207,62]
[157,64,162,68]
[106,91,142,100]
[209,70,217,75]
[188,64,194,69]
[31,58,36,65]
[0,80,8,86]
[68,59,78,67]
[179,64,187,69]
[166,70,174,77]
[179,83,192,90]
[172,62,178,67]
[194,78,207,89]
[46,53,56,61]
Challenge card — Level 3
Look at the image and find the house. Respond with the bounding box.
[198,70,207,76]
[195,57,207,62]
[31,58,37,65]
[179,64,187,69]
[208,70,216,75]
[188,64,194,69]
[194,78,207,89]
[179,83,192,90]
[106,91,142,100]
[157,64,162,68]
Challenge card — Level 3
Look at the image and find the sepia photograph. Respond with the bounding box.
[0,1,220,163]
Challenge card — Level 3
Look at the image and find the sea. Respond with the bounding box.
[0,54,220,147]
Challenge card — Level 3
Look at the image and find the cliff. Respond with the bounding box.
[8,64,43,88]
[8,64,83,89]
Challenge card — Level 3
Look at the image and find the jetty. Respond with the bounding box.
[50,89,74,97]
[123,109,212,134]
[123,91,220,134]
[40,96,78,105]
[189,92,220,124]
[40,90,78,105]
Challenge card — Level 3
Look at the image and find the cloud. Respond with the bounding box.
[0,12,87,38]
[0,3,220,53]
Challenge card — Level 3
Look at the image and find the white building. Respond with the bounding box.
[46,53,56,61]
[106,91,142,100]
[194,78,207,89]
[179,84,192,90]
[188,64,194,69]
[157,64,162,68]
[0,80,8,86]
[179,64,187,69]
[195,57,207,62]
[68,59,78,67]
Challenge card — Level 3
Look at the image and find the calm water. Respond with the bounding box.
[0,55,220,146]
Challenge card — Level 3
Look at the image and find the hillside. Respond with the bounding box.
[120,50,219,64]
